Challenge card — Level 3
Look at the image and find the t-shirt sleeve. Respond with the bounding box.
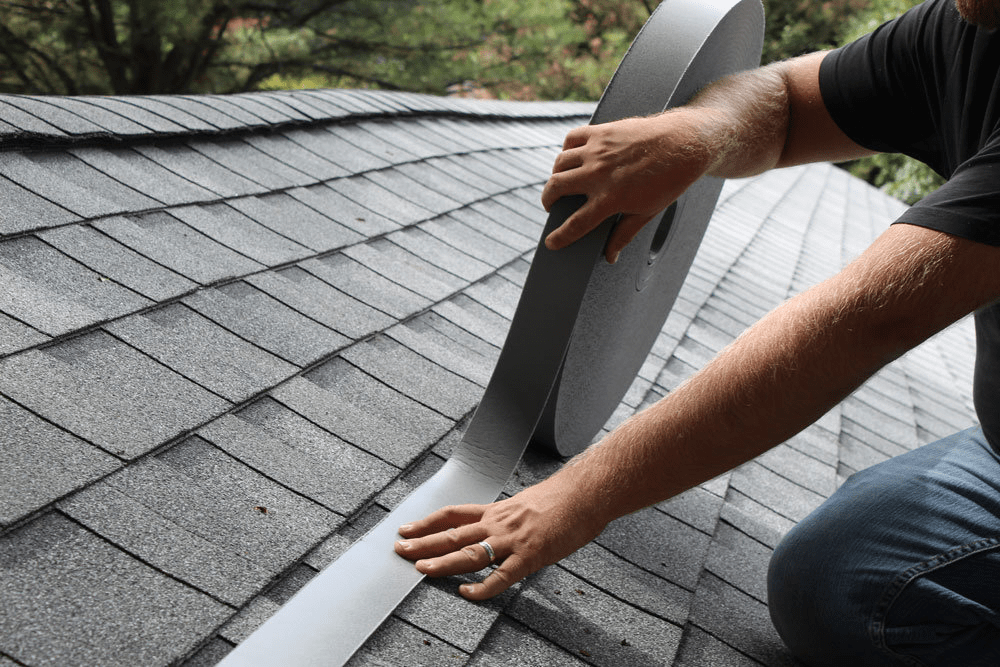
[818,0,946,171]
[902,137,1000,245]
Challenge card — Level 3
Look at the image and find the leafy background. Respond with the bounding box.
[2,0,935,200]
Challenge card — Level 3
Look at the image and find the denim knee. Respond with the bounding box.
[768,427,1000,666]
[767,489,888,666]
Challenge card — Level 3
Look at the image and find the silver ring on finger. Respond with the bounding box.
[478,540,496,564]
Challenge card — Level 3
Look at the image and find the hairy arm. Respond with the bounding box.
[397,223,1000,599]
[393,50,999,600]
[541,51,874,262]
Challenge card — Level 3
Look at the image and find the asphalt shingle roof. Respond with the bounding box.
[0,87,977,667]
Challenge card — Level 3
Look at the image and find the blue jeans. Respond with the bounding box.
[768,427,1000,666]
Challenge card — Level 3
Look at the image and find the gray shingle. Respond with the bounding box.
[367,168,461,216]
[718,491,797,551]
[389,226,493,282]
[369,119,451,159]
[190,96,270,128]
[229,192,362,252]
[68,145,216,207]
[0,175,78,235]
[116,96,217,131]
[287,183,399,237]
[0,397,119,526]
[183,281,348,367]
[0,236,149,336]
[509,565,685,667]
[200,400,397,516]
[432,294,512,348]
[395,160,488,206]
[385,315,495,388]
[244,133,349,181]
[40,96,152,135]
[394,576,512,654]
[180,638,234,667]
[236,93,312,122]
[344,616,468,667]
[0,99,65,135]
[656,485,725,535]
[673,626,762,667]
[94,212,263,285]
[560,541,693,626]
[329,175,431,226]
[224,94,301,123]
[704,523,773,603]
[151,437,342,565]
[105,304,296,402]
[0,332,229,458]
[596,506,711,590]
[465,274,523,320]
[0,95,105,135]
[301,253,430,318]
[689,574,795,666]
[287,128,391,173]
[345,239,465,301]
[39,224,196,302]
[0,313,49,356]
[135,144,265,198]
[152,95,245,130]
[729,462,825,524]
[422,213,522,268]
[189,139,313,189]
[466,616,590,667]
[428,154,509,196]
[448,206,535,252]
[328,124,418,164]
[0,152,126,219]
[0,512,230,667]
[59,482,273,606]
[77,96,188,133]
[272,358,451,467]
[169,203,311,266]
[247,267,393,339]
[340,334,481,419]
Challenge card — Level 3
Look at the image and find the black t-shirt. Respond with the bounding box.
[819,0,1000,447]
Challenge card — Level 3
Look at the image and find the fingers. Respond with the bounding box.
[459,556,527,600]
[412,538,498,578]
[562,125,591,150]
[397,504,487,539]
[544,200,612,252]
[395,521,487,560]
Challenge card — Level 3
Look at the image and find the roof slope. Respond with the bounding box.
[0,88,977,667]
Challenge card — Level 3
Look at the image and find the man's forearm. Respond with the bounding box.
[556,224,981,525]
[686,62,791,179]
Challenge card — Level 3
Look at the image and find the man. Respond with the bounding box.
[395,0,1000,663]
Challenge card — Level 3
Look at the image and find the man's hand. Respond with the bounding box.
[394,471,608,600]
[540,112,712,263]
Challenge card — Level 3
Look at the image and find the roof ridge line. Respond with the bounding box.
[0,90,595,150]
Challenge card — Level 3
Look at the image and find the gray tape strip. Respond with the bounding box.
[217,1,763,664]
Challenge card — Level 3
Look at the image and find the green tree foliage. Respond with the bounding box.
[0,0,648,99]
[761,0,868,64]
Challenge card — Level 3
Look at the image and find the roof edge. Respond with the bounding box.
[0,89,596,149]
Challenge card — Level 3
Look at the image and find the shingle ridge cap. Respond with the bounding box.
[0,89,596,150]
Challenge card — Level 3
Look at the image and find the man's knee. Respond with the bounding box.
[767,475,891,665]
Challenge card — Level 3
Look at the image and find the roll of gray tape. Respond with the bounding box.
[218,1,763,664]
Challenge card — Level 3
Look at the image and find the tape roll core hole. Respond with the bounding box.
[647,201,678,264]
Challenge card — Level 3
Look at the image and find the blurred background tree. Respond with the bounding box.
[1,0,938,200]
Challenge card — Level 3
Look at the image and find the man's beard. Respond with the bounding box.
[956,0,1000,29]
